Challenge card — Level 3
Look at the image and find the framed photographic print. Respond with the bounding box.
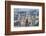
[5,1,45,35]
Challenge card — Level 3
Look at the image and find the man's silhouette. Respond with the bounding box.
[25,18,29,26]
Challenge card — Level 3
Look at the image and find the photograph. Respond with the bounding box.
[5,1,45,35]
[14,8,39,27]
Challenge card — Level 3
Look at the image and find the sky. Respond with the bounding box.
[14,8,39,16]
